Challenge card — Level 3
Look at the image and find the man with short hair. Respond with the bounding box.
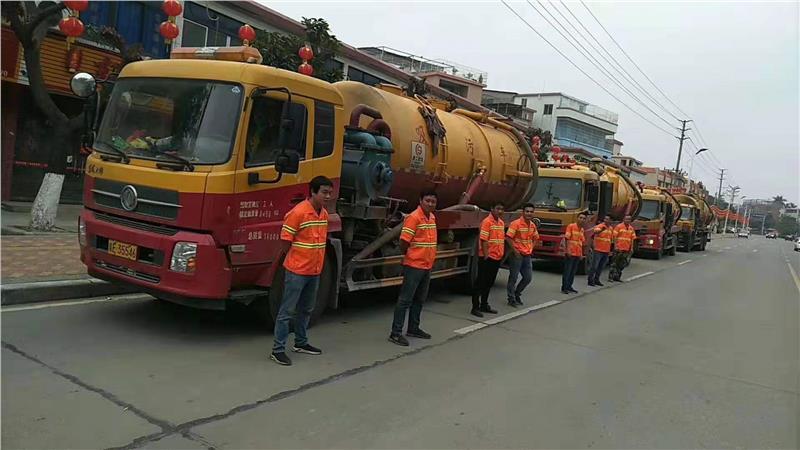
[609,215,636,282]
[389,191,438,346]
[271,176,334,366]
[561,212,587,294]
[588,215,614,287]
[505,203,539,306]
[470,202,505,317]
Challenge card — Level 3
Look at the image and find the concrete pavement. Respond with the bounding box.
[2,236,798,449]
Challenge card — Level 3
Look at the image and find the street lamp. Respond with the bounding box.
[687,148,709,191]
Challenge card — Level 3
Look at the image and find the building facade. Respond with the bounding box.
[481,89,536,130]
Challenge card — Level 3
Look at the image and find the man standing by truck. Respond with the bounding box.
[389,191,438,346]
[470,202,505,317]
[588,215,614,287]
[271,176,334,366]
[505,203,539,307]
[561,212,587,294]
[609,215,636,282]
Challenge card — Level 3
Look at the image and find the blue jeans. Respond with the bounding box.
[391,266,431,335]
[588,251,609,284]
[561,256,580,291]
[507,254,533,302]
[273,270,320,353]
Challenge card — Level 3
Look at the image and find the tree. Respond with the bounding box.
[3,1,140,230]
[776,215,800,236]
[253,17,342,83]
[772,195,786,206]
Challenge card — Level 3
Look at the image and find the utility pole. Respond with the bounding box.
[722,185,740,234]
[716,168,726,206]
[674,119,691,174]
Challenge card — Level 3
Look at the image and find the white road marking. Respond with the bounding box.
[454,300,562,334]
[678,259,693,265]
[724,247,731,250]
[624,271,654,282]
[753,249,759,253]
[787,263,800,294]
[1,294,148,313]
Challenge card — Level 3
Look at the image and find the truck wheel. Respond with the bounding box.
[687,232,696,252]
[700,235,708,251]
[669,244,677,256]
[654,249,662,260]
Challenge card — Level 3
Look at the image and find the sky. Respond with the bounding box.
[264,1,799,204]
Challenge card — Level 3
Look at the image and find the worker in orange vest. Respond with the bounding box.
[389,190,438,346]
[505,203,539,306]
[470,201,505,317]
[271,176,334,366]
[609,215,637,282]
[588,215,614,287]
[561,212,587,294]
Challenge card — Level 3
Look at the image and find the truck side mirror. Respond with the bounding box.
[275,150,300,174]
[70,72,96,98]
[598,181,613,219]
[586,184,599,212]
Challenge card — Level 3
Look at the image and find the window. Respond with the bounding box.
[521,98,528,107]
[182,20,207,47]
[347,67,385,86]
[438,79,468,98]
[82,1,169,58]
[245,98,307,167]
[543,104,553,115]
[313,102,335,159]
[180,3,244,48]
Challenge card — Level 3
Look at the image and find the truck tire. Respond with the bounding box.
[668,244,677,256]
[700,235,708,251]
[687,232,696,252]
[654,248,662,260]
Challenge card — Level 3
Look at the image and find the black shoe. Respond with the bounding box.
[470,308,484,317]
[406,328,431,339]
[479,305,498,314]
[270,352,292,366]
[588,281,596,287]
[507,301,518,307]
[515,296,524,305]
[292,344,322,355]
[389,334,409,346]
[561,289,571,294]
[595,281,604,287]
[569,288,578,294]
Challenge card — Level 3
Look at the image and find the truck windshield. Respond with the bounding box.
[532,177,582,210]
[95,78,242,165]
[638,199,660,220]
[680,206,695,220]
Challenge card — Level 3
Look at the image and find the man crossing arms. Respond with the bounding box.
[271,176,334,366]
[470,202,505,317]
[588,215,614,287]
[609,215,636,282]
[389,191,438,346]
[561,212,586,294]
[505,203,539,307]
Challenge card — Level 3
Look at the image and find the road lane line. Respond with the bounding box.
[724,247,731,250]
[453,322,488,335]
[678,259,693,265]
[624,271,654,282]
[753,249,758,253]
[1,294,148,313]
[454,300,562,334]
[787,263,800,294]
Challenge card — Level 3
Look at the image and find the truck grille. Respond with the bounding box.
[537,219,563,235]
[94,212,179,236]
[92,179,180,220]
[95,260,161,284]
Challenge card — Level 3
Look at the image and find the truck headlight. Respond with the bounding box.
[170,242,197,273]
[646,238,655,245]
[78,216,86,247]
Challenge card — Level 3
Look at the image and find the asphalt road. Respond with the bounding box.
[2,235,798,449]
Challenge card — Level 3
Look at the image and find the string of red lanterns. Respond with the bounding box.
[298,44,314,76]
[59,1,88,49]
[238,24,256,46]
[159,0,183,45]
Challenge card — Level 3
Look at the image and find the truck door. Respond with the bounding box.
[230,92,317,275]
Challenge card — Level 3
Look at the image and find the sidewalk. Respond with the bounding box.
[1,202,137,304]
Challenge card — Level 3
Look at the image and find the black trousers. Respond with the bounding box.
[561,256,580,291]
[472,257,501,309]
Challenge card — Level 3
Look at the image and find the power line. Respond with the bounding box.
[500,0,680,138]
[580,0,691,120]
[556,1,682,123]
[528,0,678,130]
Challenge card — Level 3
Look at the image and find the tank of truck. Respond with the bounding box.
[674,193,713,227]
[334,81,537,211]
[599,166,642,220]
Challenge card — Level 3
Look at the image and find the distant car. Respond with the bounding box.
[766,232,777,239]
[795,238,800,252]
[737,230,750,238]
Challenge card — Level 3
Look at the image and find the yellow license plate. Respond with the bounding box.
[108,240,138,261]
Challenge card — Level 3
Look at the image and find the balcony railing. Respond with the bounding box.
[558,97,618,124]
[554,137,613,157]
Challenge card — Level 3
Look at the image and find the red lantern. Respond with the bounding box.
[162,0,183,17]
[298,62,313,76]
[64,0,89,12]
[59,16,84,37]
[238,24,256,46]
[298,45,314,61]
[159,21,179,43]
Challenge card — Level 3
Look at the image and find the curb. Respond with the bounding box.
[1,278,139,306]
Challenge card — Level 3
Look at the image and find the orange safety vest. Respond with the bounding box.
[281,199,329,276]
[593,224,614,253]
[564,222,585,257]
[479,215,506,260]
[613,223,636,252]
[506,218,539,256]
[400,207,437,270]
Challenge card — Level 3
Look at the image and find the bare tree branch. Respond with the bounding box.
[4,1,30,45]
